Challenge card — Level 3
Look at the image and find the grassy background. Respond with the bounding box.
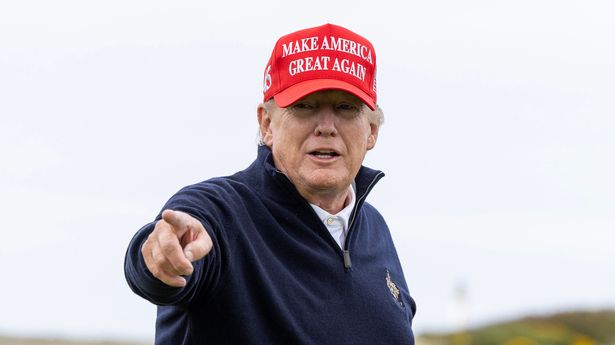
[419,310,615,345]
[0,338,147,345]
[2,310,614,345]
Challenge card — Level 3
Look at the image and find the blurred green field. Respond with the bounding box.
[3,310,614,345]
[419,309,615,345]
[0,338,147,345]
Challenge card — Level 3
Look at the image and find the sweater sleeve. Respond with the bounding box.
[124,182,227,306]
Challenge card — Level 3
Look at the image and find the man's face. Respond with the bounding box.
[258,90,379,201]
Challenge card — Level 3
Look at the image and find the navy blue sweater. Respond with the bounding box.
[125,146,416,344]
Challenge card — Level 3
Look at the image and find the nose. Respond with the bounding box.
[313,108,337,137]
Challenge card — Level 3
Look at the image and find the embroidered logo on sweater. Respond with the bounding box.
[386,269,403,306]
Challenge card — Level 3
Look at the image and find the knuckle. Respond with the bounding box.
[149,266,161,279]
[150,251,169,270]
[172,259,190,274]
[141,242,150,257]
[160,241,177,255]
[203,233,213,251]
[154,219,167,231]
[152,251,165,266]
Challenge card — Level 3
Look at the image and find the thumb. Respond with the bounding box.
[183,229,213,262]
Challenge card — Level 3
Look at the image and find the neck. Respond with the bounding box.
[300,187,351,214]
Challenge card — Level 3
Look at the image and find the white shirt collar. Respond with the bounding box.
[309,184,356,248]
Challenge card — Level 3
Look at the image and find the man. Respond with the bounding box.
[125,23,416,344]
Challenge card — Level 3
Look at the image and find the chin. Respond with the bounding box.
[304,171,349,191]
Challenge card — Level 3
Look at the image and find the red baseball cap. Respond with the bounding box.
[262,23,377,110]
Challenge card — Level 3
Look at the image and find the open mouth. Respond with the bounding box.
[309,150,340,159]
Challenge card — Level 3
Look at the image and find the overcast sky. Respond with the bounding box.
[1,0,614,341]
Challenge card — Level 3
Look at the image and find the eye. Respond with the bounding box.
[337,103,356,110]
[335,101,362,115]
[291,102,316,110]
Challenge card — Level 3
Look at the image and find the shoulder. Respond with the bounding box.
[361,201,385,221]
[172,173,252,202]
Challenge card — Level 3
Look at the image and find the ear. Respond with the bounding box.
[366,122,379,150]
[257,104,274,147]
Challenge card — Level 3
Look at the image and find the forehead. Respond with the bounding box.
[291,90,364,105]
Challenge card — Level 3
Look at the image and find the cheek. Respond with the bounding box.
[271,133,295,158]
[350,126,371,148]
[278,124,309,148]
[267,121,284,146]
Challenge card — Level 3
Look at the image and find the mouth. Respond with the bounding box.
[309,149,340,159]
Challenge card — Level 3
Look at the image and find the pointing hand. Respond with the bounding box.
[142,210,213,287]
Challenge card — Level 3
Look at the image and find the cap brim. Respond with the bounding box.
[273,79,376,110]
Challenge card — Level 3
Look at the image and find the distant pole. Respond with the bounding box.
[451,281,470,345]
[452,282,468,331]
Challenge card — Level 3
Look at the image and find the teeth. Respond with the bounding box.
[312,150,337,158]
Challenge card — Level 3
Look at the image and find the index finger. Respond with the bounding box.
[162,209,194,233]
